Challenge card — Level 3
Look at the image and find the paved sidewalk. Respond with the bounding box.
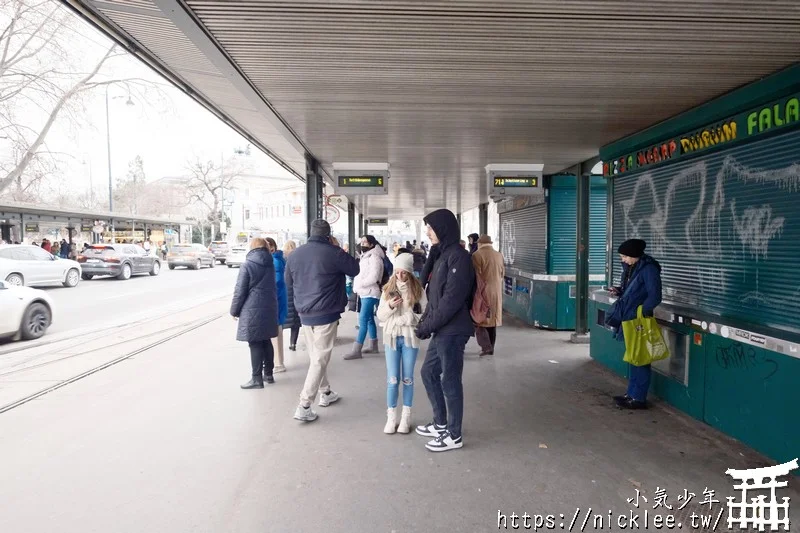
[0,303,796,532]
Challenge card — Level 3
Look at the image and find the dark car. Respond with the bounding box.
[77,244,161,280]
[209,241,230,264]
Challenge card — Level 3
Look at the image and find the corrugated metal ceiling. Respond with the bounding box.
[68,0,800,218]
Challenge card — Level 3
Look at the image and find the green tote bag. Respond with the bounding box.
[622,305,670,366]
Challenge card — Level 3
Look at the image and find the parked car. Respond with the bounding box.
[225,246,248,268]
[167,243,215,270]
[0,280,54,340]
[209,241,230,264]
[0,244,82,288]
[77,244,161,280]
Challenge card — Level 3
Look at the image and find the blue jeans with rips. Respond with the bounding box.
[385,336,419,408]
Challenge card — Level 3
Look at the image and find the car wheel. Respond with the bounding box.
[150,261,161,276]
[63,268,80,288]
[5,273,24,287]
[117,263,132,280]
[168,264,176,270]
[20,302,51,340]
[220,259,226,265]
[227,264,232,268]
[210,258,215,269]
[194,259,202,270]
[81,273,94,281]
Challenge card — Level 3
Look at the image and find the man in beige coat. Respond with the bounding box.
[471,235,505,356]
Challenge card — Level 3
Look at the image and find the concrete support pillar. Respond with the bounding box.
[348,202,356,256]
[358,213,364,238]
[456,213,462,234]
[571,162,591,344]
[479,202,488,236]
[305,154,324,238]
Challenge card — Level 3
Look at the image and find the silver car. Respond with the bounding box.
[0,244,82,288]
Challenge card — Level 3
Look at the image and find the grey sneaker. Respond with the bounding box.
[294,404,318,422]
[318,390,340,407]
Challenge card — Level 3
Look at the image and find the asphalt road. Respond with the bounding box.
[39,261,240,336]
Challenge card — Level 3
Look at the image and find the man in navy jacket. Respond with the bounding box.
[414,208,475,452]
[286,219,360,422]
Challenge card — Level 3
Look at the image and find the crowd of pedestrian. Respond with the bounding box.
[228,208,663,452]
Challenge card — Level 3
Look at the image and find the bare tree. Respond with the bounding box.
[0,0,164,199]
[185,156,242,230]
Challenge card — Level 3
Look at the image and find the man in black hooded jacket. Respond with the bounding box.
[414,208,475,452]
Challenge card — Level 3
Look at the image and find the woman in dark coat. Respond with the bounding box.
[607,238,662,410]
[283,240,302,351]
[230,238,279,389]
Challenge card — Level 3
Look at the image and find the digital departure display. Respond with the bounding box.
[366,218,388,225]
[338,176,384,187]
[493,177,539,188]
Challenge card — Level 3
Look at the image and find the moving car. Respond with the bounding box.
[77,244,161,280]
[0,244,82,288]
[0,280,54,341]
[209,241,230,264]
[225,246,248,268]
[167,243,215,270]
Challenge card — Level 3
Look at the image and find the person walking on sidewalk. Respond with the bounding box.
[267,238,288,373]
[414,209,475,452]
[230,238,280,389]
[286,219,360,422]
[283,240,301,351]
[471,235,505,356]
[345,235,385,360]
[376,252,427,435]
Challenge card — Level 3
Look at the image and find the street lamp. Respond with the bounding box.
[105,85,134,242]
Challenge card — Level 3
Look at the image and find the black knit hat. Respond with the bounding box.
[618,239,646,258]
[310,218,331,238]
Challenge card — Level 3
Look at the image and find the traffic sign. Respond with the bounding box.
[325,205,340,224]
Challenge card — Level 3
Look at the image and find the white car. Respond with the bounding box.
[225,246,248,268]
[0,244,82,288]
[0,280,54,341]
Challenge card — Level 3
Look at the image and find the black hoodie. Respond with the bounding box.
[416,209,476,338]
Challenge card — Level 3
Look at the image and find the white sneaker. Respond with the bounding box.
[273,365,286,373]
[415,421,447,438]
[425,430,463,452]
[318,390,340,407]
[293,404,318,422]
[397,406,411,434]
[384,408,397,434]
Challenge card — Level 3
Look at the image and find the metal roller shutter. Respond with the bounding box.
[549,181,607,275]
[612,126,800,334]
[499,202,547,273]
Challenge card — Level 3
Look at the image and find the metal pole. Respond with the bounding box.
[348,201,356,256]
[572,164,590,343]
[358,213,364,239]
[105,87,116,244]
[479,202,488,236]
[305,154,323,238]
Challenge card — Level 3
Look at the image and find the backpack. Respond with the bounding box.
[380,255,393,288]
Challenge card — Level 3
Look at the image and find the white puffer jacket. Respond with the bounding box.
[353,246,385,298]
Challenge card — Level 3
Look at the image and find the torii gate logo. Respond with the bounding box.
[726,458,798,531]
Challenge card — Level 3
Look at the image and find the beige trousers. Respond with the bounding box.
[272,326,285,368]
[299,321,339,406]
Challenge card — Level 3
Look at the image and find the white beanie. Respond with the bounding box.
[393,252,414,274]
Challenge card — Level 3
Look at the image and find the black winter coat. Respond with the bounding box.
[286,236,360,325]
[420,244,441,289]
[416,209,476,338]
[285,282,301,329]
[230,248,279,342]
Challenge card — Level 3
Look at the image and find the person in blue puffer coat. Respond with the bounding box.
[267,238,288,374]
[230,238,279,390]
[607,238,662,410]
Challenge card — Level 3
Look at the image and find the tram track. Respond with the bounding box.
[0,313,223,414]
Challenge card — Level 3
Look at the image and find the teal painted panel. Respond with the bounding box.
[548,180,607,275]
[703,335,800,464]
[531,280,557,329]
[502,276,534,325]
[589,300,628,377]
[612,127,800,335]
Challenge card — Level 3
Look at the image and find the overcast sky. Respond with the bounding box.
[38,3,296,198]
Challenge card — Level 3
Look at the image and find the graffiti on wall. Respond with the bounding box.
[617,153,800,326]
[501,219,516,264]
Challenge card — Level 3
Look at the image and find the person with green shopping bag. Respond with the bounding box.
[606,239,662,410]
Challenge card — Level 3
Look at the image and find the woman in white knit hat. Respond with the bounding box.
[376,252,428,434]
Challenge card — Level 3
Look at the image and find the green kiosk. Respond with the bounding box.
[491,164,608,330]
[591,66,800,466]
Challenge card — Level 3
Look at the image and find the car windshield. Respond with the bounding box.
[230,247,246,253]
